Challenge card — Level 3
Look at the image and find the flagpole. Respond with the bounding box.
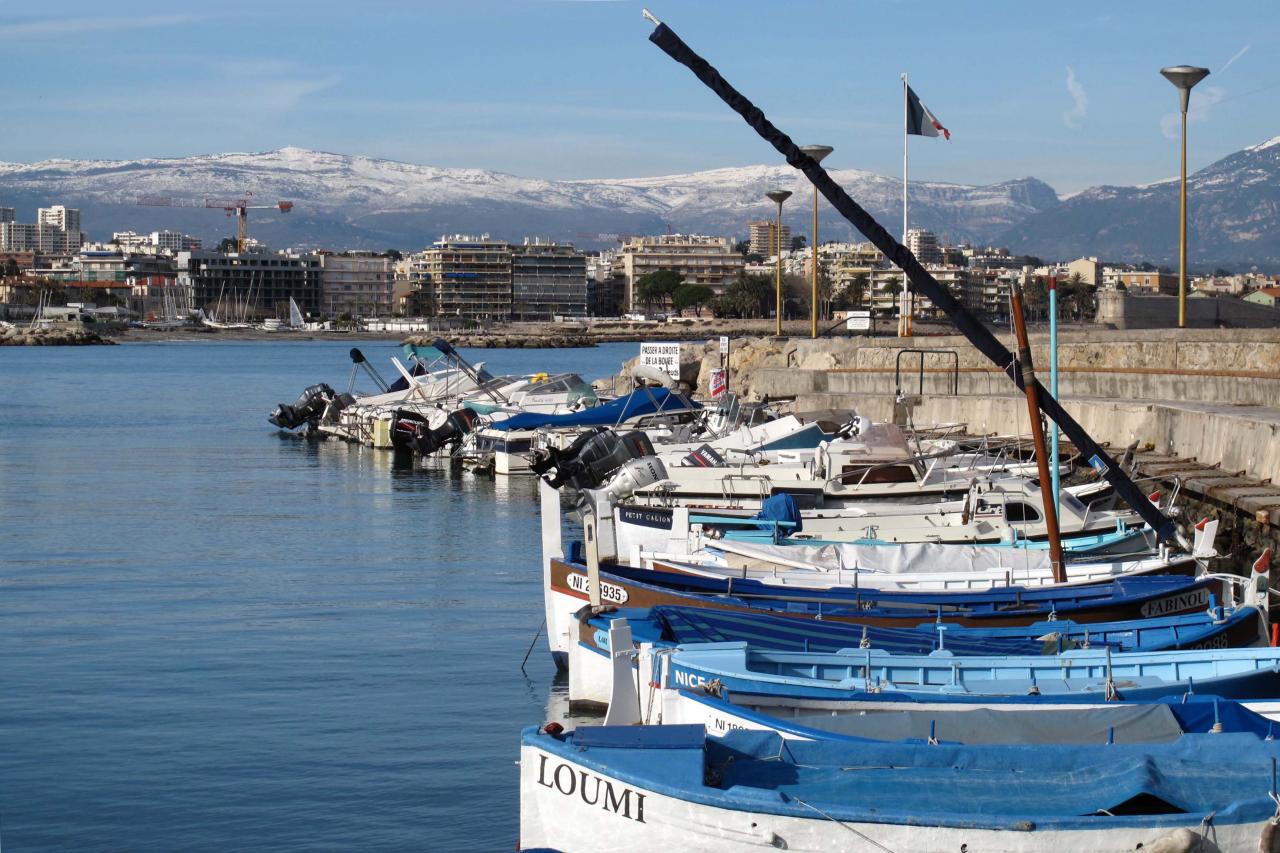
[900,73,910,337]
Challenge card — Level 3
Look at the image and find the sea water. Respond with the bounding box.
[0,339,635,852]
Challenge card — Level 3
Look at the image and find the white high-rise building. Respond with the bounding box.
[38,205,81,235]
[905,228,942,265]
[34,205,83,253]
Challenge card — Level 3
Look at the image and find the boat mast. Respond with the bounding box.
[1010,280,1065,583]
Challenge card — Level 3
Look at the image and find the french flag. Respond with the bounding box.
[906,85,950,140]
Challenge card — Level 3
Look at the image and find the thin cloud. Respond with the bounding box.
[1161,85,1225,139]
[0,14,204,39]
[1063,66,1088,129]
[1221,43,1250,74]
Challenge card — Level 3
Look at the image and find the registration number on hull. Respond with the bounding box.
[566,572,630,605]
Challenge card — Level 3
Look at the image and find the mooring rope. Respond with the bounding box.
[790,796,898,853]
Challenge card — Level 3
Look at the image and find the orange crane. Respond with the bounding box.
[135,193,294,252]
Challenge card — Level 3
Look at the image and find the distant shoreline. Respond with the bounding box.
[106,319,833,347]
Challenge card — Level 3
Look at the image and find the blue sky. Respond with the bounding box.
[2,1,1276,194]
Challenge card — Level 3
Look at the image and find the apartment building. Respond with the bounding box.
[114,230,203,253]
[321,252,394,317]
[747,220,791,258]
[512,240,587,320]
[0,205,84,254]
[1116,270,1178,295]
[905,228,942,265]
[177,249,322,318]
[613,234,743,311]
[420,234,513,320]
[868,265,970,318]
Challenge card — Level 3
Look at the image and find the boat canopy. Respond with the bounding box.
[489,387,700,432]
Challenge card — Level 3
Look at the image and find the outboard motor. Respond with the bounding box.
[408,407,480,456]
[547,429,656,490]
[530,427,608,477]
[389,409,431,452]
[583,455,669,505]
[321,393,355,425]
[269,383,336,430]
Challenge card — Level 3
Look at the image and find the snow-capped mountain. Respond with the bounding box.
[0,147,1057,250]
[1000,136,1280,268]
[2,140,1276,266]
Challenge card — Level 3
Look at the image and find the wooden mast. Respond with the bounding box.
[1010,279,1066,583]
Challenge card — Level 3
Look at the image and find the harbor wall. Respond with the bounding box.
[1095,291,1280,330]
[612,327,1280,406]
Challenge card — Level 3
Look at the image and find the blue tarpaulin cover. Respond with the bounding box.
[490,387,699,431]
[752,493,802,534]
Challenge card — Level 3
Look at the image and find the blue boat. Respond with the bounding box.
[587,602,1268,657]
[662,641,1280,704]
[566,603,1268,711]
[584,560,1225,624]
[489,386,700,432]
[519,721,1280,851]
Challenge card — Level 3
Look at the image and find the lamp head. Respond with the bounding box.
[766,189,793,205]
[1160,66,1210,113]
[799,145,834,164]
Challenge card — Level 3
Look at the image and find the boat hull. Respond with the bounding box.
[518,734,1277,853]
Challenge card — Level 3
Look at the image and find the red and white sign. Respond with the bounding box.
[709,368,727,398]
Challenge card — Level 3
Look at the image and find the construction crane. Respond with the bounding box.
[135,193,294,252]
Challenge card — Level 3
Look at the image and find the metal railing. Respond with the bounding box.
[895,348,960,397]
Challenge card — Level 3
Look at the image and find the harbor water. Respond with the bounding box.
[0,340,634,852]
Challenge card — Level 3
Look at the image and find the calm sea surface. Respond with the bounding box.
[0,339,635,852]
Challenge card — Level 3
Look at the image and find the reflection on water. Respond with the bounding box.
[0,339,635,853]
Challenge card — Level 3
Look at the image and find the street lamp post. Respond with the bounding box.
[765,189,792,336]
[1160,65,1210,328]
[799,145,833,339]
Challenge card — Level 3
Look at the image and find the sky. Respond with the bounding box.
[2,0,1277,195]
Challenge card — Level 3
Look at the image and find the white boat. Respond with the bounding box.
[617,421,1071,509]
[519,717,1280,853]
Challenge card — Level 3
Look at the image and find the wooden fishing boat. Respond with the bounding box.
[566,602,1270,709]
[519,721,1280,852]
[544,557,1232,669]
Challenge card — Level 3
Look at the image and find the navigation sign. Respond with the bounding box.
[640,342,682,381]
[846,311,872,332]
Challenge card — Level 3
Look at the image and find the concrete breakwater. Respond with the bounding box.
[1,324,115,346]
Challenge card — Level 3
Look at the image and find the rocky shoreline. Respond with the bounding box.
[1,324,116,346]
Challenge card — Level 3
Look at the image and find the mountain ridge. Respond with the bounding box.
[0,140,1277,267]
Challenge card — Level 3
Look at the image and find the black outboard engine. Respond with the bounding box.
[545,429,656,490]
[269,383,336,430]
[529,427,608,477]
[409,407,481,457]
[389,409,432,452]
[321,393,355,425]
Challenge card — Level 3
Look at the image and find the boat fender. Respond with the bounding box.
[574,604,618,624]
[1261,815,1280,853]
[631,363,677,389]
[1142,827,1203,853]
[541,721,565,738]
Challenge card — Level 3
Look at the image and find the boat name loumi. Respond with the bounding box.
[1139,587,1211,618]
[535,754,647,823]
[567,572,630,605]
